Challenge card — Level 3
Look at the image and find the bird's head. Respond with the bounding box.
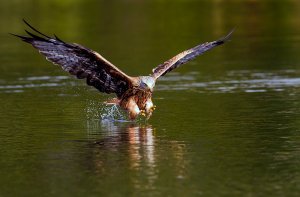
[140,76,156,91]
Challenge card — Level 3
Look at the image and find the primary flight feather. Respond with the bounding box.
[12,20,233,120]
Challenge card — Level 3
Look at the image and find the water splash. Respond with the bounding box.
[99,102,150,122]
[85,100,130,122]
[85,100,102,119]
[100,104,129,122]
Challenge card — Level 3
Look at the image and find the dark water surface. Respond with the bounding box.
[1,0,300,196]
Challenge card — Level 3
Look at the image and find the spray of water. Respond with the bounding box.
[85,99,149,123]
[100,104,129,122]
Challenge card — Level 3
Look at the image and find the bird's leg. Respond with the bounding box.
[145,99,154,113]
[145,99,155,119]
[126,97,140,120]
[140,109,146,117]
[151,105,156,112]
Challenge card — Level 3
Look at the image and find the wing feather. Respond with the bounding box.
[152,30,234,79]
[12,20,136,97]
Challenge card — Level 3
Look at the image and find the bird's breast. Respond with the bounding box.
[134,88,152,108]
[119,87,152,109]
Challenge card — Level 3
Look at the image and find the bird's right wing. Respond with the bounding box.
[12,20,137,97]
[151,30,234,79]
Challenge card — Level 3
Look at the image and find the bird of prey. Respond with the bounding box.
[12,20,233,120]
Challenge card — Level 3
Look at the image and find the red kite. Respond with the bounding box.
[12,20,233,120]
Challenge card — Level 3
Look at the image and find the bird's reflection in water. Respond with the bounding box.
[127,123,155,170]
[86,119,187,190]
[86,119,157,187]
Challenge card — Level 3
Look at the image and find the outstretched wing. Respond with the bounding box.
[151,30,234,79]
[12,20,137,98]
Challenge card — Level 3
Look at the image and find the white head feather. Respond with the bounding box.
[140,76,156,90]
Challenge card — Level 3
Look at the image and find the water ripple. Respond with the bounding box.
[156,70,300,93]
[1,70,300,94]
[18,75,70,81]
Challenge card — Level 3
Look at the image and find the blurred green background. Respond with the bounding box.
[1,0,300,196]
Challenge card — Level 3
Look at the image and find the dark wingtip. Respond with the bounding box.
[54,34,65,43]
[9,32,20,37]
[216,28,235,44]
[10,32,26,39]
[22,18,28,25]
[224,28,235,40]
[9,32,33,43]
[25,29,47,41]
[22,19,51,39]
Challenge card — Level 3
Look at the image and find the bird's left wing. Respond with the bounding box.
[151,30,234,79]
[12,20,137,98]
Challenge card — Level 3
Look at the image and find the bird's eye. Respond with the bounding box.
[141,82,148,88]
[140,82,149,89]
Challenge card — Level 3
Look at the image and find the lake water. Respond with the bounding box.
[1,0,300,196]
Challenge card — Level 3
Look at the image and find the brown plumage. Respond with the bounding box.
[12,20,233,120]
